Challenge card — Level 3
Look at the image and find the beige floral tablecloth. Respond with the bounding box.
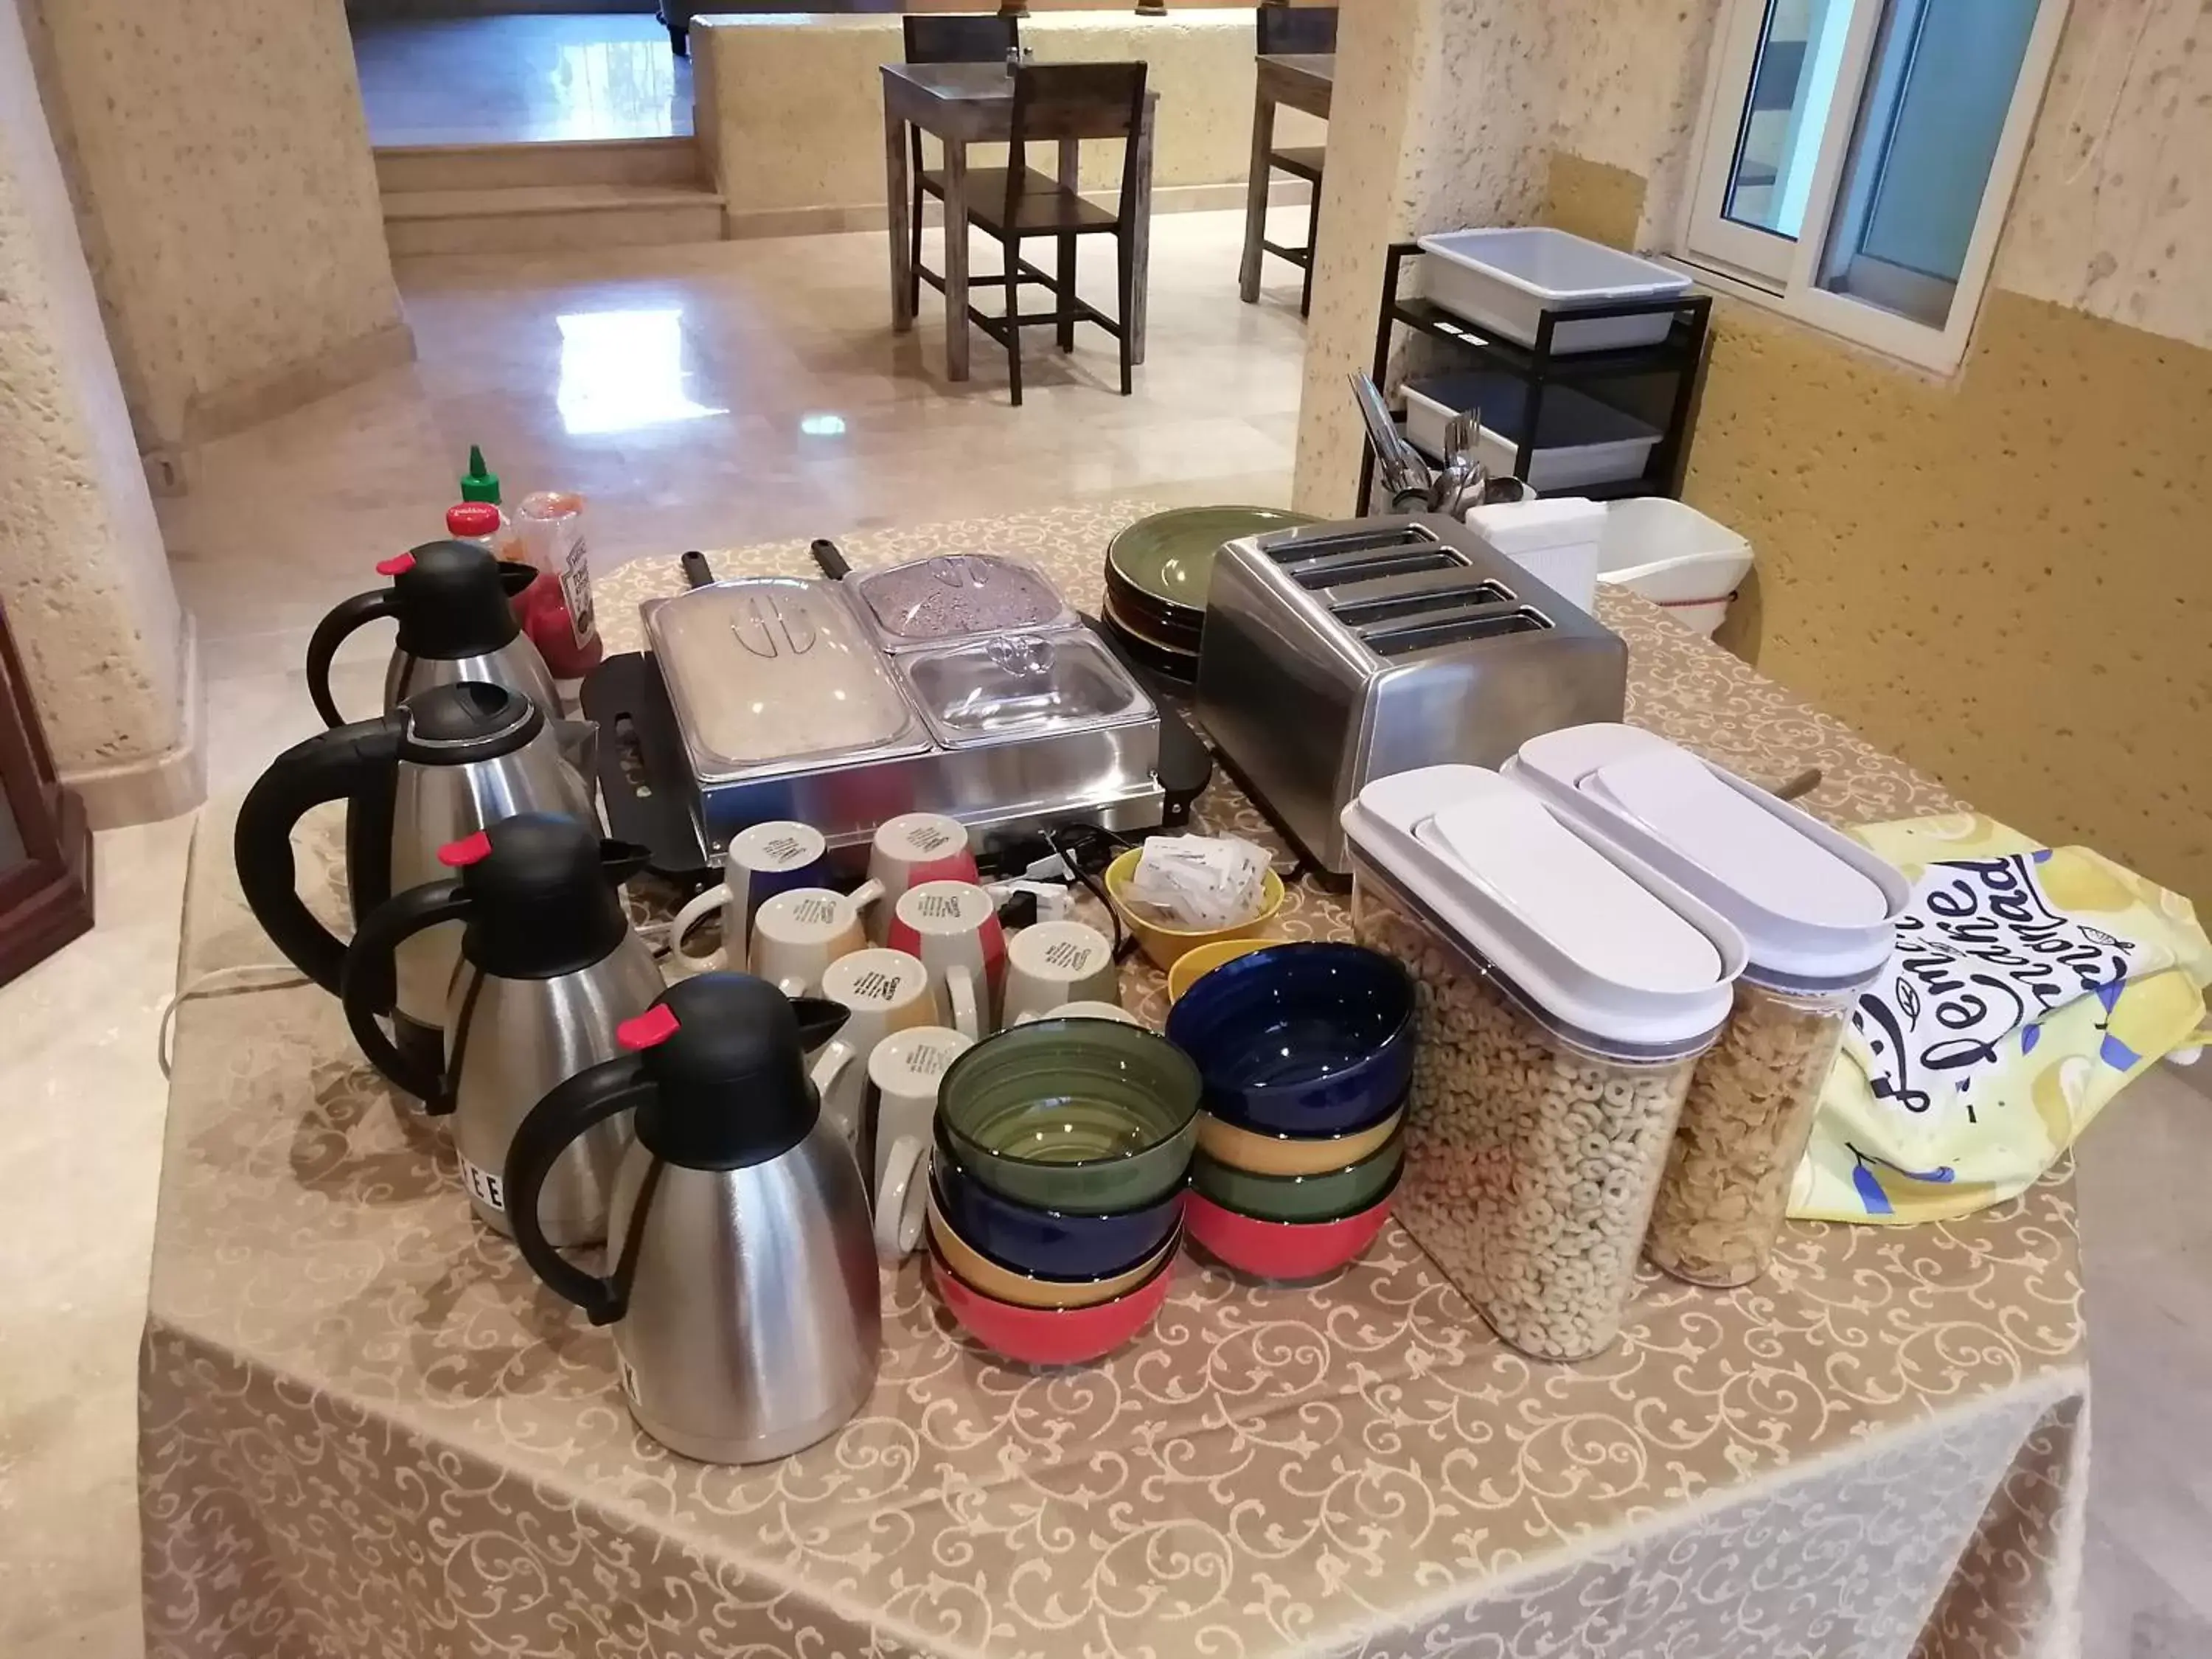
[142,501,2087,1659]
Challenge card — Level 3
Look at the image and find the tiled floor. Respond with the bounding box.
[4,211,2210,1658]
[162,210,1309,797]
[352,12,692,146]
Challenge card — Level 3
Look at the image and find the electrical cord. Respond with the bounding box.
[158,964,311,1078]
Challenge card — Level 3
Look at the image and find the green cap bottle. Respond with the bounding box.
[459,444,501,504]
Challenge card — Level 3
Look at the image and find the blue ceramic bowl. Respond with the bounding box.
[930,1158,1185,1281]
[1164,943,1418,1135]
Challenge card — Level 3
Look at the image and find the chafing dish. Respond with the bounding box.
[1195,513,1627,874]
[845,554,1078,652]
[638,577,1163,856]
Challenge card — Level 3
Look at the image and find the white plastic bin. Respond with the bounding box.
[1416,228,1692,354]
[1402,372,1660,490]
[1596,498,1752,637]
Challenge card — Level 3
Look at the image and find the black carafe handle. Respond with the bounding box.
[234,717,404,994]
[507,1054,653,1326]
[305,589,400,728]
[341,878,472,1107]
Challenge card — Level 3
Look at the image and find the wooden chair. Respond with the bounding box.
[902,14,1020,316]
[928,61,1147,406]
[1251,4,1338,316]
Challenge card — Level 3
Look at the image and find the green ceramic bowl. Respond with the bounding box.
[1189,1124,1406,1224]
[936,1020,1203,1215]
[1105,507,1317,617]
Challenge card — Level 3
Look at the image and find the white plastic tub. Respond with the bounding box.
[1596,498,1752,637]
[1417,228,1692,353]
[1402,372,1660,490]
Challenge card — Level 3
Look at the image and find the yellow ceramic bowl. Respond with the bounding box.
[927,1194,1183,1311]
[1197,1106,1406,1178]
[1166,937,1279,1004]
[1105,847,1286,971]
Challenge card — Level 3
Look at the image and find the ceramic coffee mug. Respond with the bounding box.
[667,821,830,975]
[867,1025,975,1256]
[856,813,979,942]
[748,887,867,998]
[886,880,1005,1040]
[1001,920,1119,1025]
[810,948,934,1158]
[1015,1000,1141,1026]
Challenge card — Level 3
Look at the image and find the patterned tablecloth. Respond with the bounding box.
[142,502,2088,1659]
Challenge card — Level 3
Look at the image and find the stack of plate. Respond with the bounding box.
[1102,507,1314,684]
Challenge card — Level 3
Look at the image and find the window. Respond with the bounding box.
[1677,0,2069,370]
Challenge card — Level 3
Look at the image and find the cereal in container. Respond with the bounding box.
[1341,765,1745,1361]
[1509,726,1907,1287]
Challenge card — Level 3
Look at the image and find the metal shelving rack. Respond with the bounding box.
[1358,241,1714,509]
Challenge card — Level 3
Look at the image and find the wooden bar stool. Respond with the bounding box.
[903,14,1020,317]
[928,61,1149,406]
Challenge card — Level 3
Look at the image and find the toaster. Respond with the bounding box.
[1195,514,1627,874]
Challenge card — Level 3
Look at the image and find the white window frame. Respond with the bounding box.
[1674,0,2072,375]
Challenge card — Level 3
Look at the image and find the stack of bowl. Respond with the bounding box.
[1166,944,1416,1279]
[927,1019,1202,1366]
[1101,507,1314,684]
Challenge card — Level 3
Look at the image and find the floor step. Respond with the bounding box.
[375,136,701,195]
[383,182,725,256]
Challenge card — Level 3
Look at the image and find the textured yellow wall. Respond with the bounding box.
[21,0,406,454]
[1545,152,2212,905]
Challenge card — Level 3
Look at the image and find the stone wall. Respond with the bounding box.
[21,0,408,472]
[1296,0,2212,904]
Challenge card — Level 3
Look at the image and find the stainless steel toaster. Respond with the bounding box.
[1195,514,1627,874]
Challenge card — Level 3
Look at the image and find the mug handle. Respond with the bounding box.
[668,883,734,975]
[946,964,981,1041]
[847,877,886,913]
[809,1039,858,1146]
[874,1135,928,1258]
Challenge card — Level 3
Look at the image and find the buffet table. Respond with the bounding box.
[142,501,2088,1659]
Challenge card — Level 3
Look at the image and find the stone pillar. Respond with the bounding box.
[0,0,200,824]
[1290,0,1554,516]
[21,0,408,480]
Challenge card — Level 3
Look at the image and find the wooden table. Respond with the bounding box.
[882,62,1158,383]
[1239,51,1335,303]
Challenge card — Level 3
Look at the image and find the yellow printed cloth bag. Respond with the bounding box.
[1789,814,2212,1224]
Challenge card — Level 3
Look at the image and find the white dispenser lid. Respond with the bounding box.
[1342,765,1744,1054]
[1509,724,1909,989]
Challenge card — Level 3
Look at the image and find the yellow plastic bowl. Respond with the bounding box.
[1166,936,1279,1004]
[1197,1106,1405,1178]
[1105,847,1286,971]
[927,1193,1183,1311]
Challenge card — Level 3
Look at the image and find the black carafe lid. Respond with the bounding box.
[438,813,648,979]
[398,681,543,764]
[376,540,532,661]
[616,974,852,1170]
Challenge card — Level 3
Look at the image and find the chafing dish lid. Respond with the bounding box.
[896,627,1152,747]
[646,577,923,776]
[847,554,1077,648]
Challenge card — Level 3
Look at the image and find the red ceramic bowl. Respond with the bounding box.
[1183,1180,1396,1281]
[930,1234,1177,1366]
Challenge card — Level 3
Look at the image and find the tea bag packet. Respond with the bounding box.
[1123,836,1272,929]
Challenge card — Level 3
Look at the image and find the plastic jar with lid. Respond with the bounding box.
[1508,726,1908,1289]
[1341,765,1746,1362]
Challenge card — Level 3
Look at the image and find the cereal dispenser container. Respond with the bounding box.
[1341,766,1746,1361]
[1509,726,1907,1287]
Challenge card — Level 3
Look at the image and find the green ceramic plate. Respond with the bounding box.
[1106,507,1317,616]
[937,1020,1203,1215]
[1189,1125,1405,1224]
